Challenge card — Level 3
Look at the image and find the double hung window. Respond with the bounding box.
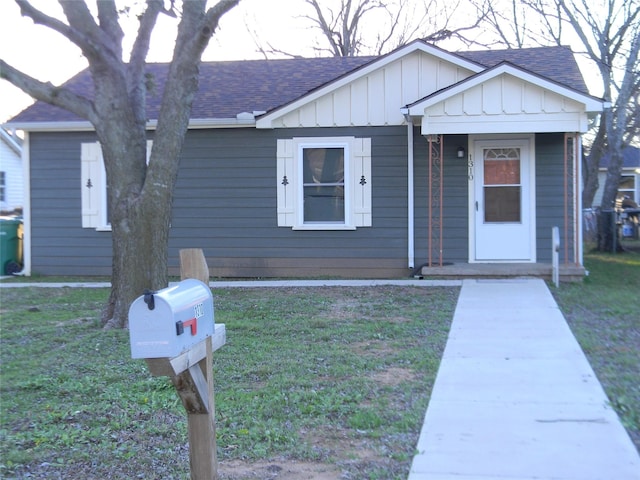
[277,136,372,230]
[617,174,638,205]
[303,146,345,223]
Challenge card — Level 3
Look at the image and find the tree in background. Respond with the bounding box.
[480,0,639,250]
[253,0,489,58]
[482,0,639,206]
[0,0,240,328]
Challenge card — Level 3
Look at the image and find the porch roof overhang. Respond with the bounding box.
[400,62,606,136]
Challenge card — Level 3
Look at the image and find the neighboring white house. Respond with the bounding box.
[593,146,640,208]
[0,127,23,213]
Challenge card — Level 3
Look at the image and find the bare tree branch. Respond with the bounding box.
[128,1,163,70]
[204,0,243,38]
[126,1,164,127]
[299,0,388,56]
[15,0,108,63]
[3,0,242,326]
[0,59,95,122]
[374,1,420,54]
[250,0,492,58]
[96,0,124,48]
[15,1,79,43]
[58,0,122,68]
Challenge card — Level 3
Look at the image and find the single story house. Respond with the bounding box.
[592,146,640,209]
[0,127,23,213]
[4,40,604,279]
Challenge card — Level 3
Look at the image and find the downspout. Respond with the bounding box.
[15,131,31,276]
[406,118,415,269]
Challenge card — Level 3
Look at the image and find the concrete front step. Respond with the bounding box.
[419,263,586,282]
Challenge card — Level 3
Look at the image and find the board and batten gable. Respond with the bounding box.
[406,63,602,136]
[258,49,478,129]
[422,77,587,134]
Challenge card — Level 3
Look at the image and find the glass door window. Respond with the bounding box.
[483,148,521,223]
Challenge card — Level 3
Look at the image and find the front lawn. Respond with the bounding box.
[2,249,638,480]
[552,248,640,451]
[0,285,458,479]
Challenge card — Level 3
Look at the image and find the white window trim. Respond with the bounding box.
[296,138,351,230]
[277,136,372,230]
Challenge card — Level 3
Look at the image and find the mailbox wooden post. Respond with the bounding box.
[130,249,223,480]
[184,336,216,479]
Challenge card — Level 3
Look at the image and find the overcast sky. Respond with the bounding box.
[0,0,323,123]
[0,0,604,124]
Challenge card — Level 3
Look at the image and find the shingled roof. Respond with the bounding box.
[596,146,640,169]
[8,42,588,125]
[458,45,588,94]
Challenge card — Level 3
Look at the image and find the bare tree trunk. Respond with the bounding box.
[94,107,171,328]
[596,209,622,253]
[582,122,605,209]
[101,0,237,328]
[103,188,171,329]
[600,154,625,210]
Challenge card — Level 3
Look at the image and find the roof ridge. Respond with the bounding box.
[460,44,574,54]
[6,44,591,125]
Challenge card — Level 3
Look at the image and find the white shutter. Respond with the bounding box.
[276,139,295,226]
[81,142,103,228]
[352,137,372,226]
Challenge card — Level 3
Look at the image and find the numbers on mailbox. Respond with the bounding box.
[194,303,205,319]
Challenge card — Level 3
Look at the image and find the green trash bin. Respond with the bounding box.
[0,216,23,275]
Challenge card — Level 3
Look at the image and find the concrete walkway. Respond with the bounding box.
[408,278,640,480]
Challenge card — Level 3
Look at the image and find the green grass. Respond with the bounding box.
[0,285,458,479]
[2,252,638,479]
[552,247,640,451]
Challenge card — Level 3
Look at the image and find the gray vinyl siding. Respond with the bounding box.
[535,133,575,263]
[30,132,112,276]
[170,126,411,277]
[441,135,470,262]
[30,127,414,277]
[28,128,571,277]
[413,133,470,267]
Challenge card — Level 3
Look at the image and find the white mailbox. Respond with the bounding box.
[129,279,215,359]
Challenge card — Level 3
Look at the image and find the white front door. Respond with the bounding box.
[471,137,536,262]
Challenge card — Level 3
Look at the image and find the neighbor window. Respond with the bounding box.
[277,136,371,230]
[617,174,637,204]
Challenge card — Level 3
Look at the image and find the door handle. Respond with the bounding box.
[475,201,478,212]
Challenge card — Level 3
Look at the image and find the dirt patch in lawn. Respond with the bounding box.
[218,425,388,480]
[371,366,417,386]
[219,459,341,480]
